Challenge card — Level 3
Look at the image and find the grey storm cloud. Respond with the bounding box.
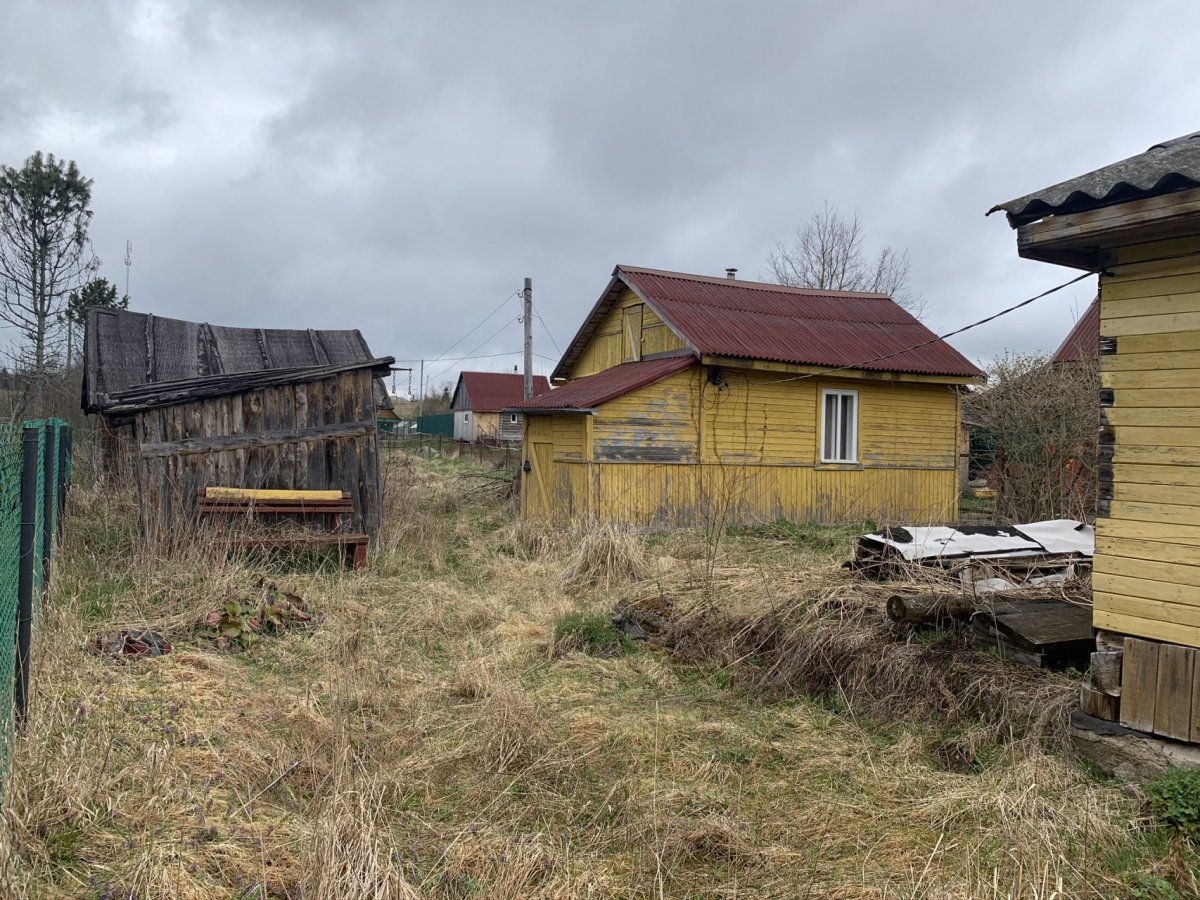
[2,0,1199,391]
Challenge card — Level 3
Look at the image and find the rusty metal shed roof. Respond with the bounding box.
[511,356,695,413]
[989,131,1200,228]
[1051,296,1100,364]
[552,266,983,381]
[84,307,391,415]
[450,371,551,412]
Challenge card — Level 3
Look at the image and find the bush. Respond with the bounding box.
[1146,766,1200,838]
[552,611,633,658]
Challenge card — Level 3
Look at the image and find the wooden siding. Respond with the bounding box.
[1096,235,1200,648]
[134,367,382,542]
[593,368,698,462]
[522,366,959,525]
[570,289,686,378]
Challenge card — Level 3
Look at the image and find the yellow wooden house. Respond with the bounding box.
[992,130,1200,740]
[508,266,984,526]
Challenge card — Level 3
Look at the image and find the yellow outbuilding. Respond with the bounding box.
[509,266,984,527]
[992,129,1200,740]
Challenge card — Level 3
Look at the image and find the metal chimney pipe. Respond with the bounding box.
[725,268,737,280]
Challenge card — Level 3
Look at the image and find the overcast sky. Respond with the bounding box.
[3,0,1198,393]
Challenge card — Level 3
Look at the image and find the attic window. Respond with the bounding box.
[820,389,858,463]
[622,305,643,363]
[510,413,518,424]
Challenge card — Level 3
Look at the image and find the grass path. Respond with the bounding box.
[0,453,1192,898]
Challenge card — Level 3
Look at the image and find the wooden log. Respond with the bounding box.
[1080,683,1121,722]
[1090,651,1124,696]
[1095,629,1125,653]
[886,592,975,626]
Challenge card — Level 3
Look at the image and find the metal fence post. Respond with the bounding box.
[15,425,39,726]
[41,423,56,586]
[56,424,70,532]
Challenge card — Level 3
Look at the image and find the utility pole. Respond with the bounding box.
[418,358,425,417]
[523,277,533,400]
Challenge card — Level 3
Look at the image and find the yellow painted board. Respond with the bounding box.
[1102,293,1200,319]
[1097,535,1200,568]
[1101,350,1200,372]
[1109,499,1200,526]
[1093,572,1200,610]
[1111,463,1200,487]
[1094,608,1200,649]
[1114,235,1200,265]
[1103,369,1200,390]
[204,487,343,500]
[1104,331,1200,355]
[1109,445,1200,467]
[1098,516,1200,546]
[1103,428,1200,450]
[1105,254,1200,282]
[1108,389,1200,408]
[1101,312,1200,338]
[1106,408,1200,427]
[1094,554,1200,587]
[1112,481,1200,507]
[1103,273,1200,303]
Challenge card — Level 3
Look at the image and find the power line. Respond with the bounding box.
[429,290,519,364]
[529,299,563,356]
[425,316,519,387]
[760,270,1095,386]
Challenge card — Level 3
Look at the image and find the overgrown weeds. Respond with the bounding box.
[1,449,1192,898]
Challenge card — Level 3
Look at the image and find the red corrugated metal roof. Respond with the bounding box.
[509,356,695,412]
[453,371,550,411]
[1051,296,1099,364]
[615,266,984,379]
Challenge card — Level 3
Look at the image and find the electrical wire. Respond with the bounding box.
[530,299,563,357]
[425,317,519,387]
[428,290,519,365]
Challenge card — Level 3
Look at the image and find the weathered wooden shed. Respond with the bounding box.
[992,129,1200,740]
[508,266,984,526]
[82,308,394,543]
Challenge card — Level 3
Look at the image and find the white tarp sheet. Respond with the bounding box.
[861,519,1094,563]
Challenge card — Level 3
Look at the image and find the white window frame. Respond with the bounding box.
[509,413,519,424]
[820,388,858,464]
[462,412,470,423]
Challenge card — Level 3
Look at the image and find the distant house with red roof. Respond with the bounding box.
[508,265,984,525]
[450,370,550,443]
[1051,296,1100,364]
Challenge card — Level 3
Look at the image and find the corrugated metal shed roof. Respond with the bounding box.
[553,267,981,380]
[990,131,1200,228]
[451,371,551,412]
[1051,297,1100,364]
[510,356,695,412]
[83,307,390,414]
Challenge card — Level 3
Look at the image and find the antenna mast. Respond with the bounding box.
[124,240,133,299]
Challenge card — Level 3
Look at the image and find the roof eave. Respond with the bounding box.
[1013,185,1200,270]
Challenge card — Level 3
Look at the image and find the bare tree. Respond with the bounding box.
[766,202,924,317]
[0,151,98,415]
[964,352,1100,523]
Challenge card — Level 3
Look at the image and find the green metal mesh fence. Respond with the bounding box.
[0,419,71,764]
[0,426,22,726]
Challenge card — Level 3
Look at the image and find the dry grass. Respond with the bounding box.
[0,449,1191,898]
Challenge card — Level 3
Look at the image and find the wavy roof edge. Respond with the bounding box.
[990,131,1200,228]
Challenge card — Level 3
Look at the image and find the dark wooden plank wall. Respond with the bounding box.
[135,368,382,543]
